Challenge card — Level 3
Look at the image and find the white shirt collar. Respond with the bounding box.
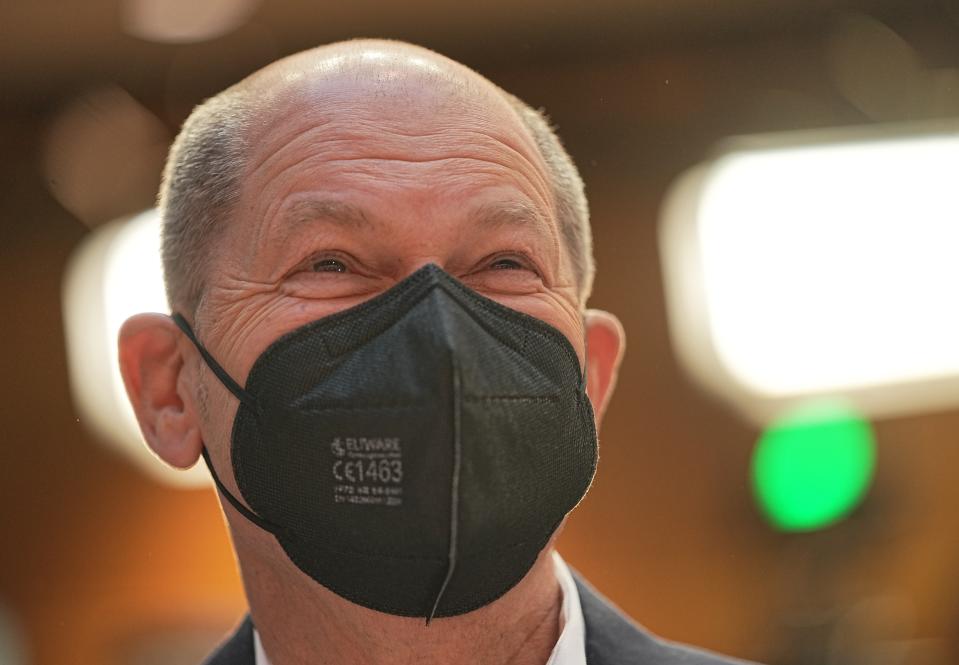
[254,551,586,665]
[253,625,269,665]
[546,550,587,665]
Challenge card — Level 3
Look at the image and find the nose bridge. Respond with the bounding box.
[421,280,464,351]
[401,256,449,281]
[420,277,499,380]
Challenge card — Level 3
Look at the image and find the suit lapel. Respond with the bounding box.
[573,571,663,665]
[202,615,255,665]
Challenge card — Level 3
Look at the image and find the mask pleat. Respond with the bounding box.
[426,358,463,624]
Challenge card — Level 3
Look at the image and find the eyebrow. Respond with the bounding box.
[280,198,374,231]
[280,197,552,240]
[467,200,556,245]
[256,196,558,272]
[249,197,374,271]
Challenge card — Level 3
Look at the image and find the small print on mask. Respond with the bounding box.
[330,436,404,506]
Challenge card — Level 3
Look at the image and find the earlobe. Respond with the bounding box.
[118,313,203,469]
[583,309,626,429]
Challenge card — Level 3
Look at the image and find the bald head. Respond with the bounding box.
[244,40,489,103]
[159,39,593,315]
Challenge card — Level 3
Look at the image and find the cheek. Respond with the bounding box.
[196,364,241,451]
[194,378,210,422]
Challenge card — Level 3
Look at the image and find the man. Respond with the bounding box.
[118,39,755,665]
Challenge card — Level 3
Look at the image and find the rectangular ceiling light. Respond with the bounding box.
[659,122,959,425]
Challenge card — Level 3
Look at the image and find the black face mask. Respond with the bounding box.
[172,264,597,621]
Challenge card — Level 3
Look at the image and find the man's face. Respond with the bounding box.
[118,48,625,606]
[192,59,585,480]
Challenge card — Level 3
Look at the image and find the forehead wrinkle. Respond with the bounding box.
[245,149,556,244]
[250,120,541,188]
[240,74,546,178]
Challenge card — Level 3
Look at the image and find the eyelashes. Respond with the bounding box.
[487,254,529,271]
[296,250,360,276]
[282,251,545,303]
[312,257,349,273]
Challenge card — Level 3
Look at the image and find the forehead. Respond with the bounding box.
[232,64,558,256]
[246,71,544,180]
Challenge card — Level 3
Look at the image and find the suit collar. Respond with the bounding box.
[202,575,749,665]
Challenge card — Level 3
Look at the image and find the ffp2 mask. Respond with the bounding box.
[172,264,598,620]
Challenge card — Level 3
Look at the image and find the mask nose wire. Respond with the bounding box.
[426,357,463,625]
[169,313,290,539]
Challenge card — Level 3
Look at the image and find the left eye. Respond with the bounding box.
[312,258,348,273]
[488,257,525,270]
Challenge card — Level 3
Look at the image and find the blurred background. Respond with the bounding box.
[4,1,959,663]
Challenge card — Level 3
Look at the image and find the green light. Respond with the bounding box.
[752,402,876,532]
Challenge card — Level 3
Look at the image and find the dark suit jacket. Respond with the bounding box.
[203,574,758,664]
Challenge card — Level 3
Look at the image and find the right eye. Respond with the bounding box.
[312,257,348,273]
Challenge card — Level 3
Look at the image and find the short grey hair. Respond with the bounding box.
[504,94,594,303]
[158,82,255,315]
[158,82,595,315]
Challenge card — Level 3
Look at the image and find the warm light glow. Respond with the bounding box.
[0,601,26,665]
[660,123,959,424]
[42,86,169,226]
[63,210,209,487]
[122,0,259,43]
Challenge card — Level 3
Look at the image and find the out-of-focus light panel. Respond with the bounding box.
[0,602,26,665]
[660,123,959,425]
[63,209,209,487]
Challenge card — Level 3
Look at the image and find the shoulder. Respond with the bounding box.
[201,615,255,665]
[574,574,762,665]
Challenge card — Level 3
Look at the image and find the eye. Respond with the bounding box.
[461,252,543,295]
[312,257,348,273]
[488,256,527,271]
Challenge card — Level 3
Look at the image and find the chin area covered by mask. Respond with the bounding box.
[173,263,597,622]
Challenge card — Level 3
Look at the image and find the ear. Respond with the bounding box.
[117,313,203,469]
[583,309,626,429]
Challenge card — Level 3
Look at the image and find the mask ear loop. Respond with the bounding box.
[170,313,259,412]
[170,313,292,540]
[199,447,291,536]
